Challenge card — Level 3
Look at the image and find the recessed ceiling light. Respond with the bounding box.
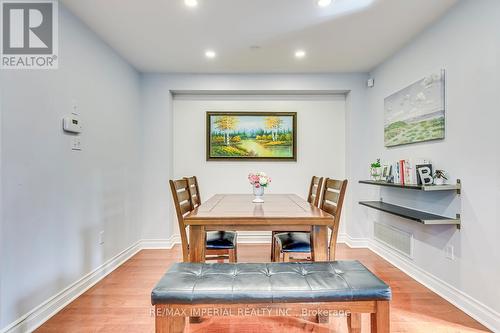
[317,0,332,7]
[205,50,216,59]
[184,0,198,8]
[295,50,306,59]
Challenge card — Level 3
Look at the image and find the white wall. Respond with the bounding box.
[140,74,368,242]
[0,0,498,331]
[172,95,346,197]
[0,6,143,329]
[356,0,500,328]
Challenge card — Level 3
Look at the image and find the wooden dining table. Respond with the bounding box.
[184,194,334,262]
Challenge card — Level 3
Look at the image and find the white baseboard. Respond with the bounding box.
[1,235,180,333]
[3,233,498,333]
[1,240,142,333]
[235,231,271,244]
[368,238,500,332]
[337,233,370,248]
[139,234,181,249]
[340,233,499,332]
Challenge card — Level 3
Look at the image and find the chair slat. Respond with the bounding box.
[324,190,340,204]
[177,189,191,203]
[179,200,191,215]
[326,179,343,190]
[184,176,201,207]
[322,202,337,215]
[307,176,324,207]
[191,193,200,205]
[174,180,187,190]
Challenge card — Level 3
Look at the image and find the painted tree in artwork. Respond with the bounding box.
[214,116,238,145]
[264,116,283,141]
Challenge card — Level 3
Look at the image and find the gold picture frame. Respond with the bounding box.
[206,111,297,161]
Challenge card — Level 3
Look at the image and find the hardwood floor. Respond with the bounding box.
[36,244,490,333]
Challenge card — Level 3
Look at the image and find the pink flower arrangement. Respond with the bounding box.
[248,172,271,188]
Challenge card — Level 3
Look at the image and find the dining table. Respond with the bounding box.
[183,194,335,262]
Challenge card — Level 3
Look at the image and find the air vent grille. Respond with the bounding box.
[374,222,413,258]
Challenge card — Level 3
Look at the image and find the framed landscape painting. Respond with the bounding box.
[206,112,297,161]
[384,70,446,147]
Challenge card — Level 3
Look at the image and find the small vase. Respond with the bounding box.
[252,185,265,203]
[370,167,382,181]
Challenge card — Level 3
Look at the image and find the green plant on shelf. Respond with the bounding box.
[370,158,382,181]
[370,159,381,168]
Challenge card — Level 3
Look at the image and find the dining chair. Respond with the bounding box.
[169,178,237,262]
[270,176,323,261]
[273,178,348,262]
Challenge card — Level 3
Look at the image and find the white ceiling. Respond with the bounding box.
[61,0,457,73]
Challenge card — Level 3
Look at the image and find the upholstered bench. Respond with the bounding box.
[151,261,391,333]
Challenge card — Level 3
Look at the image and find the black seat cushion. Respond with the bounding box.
[274,232,311,252]
[206,231,236,249]
[151,261,391,305]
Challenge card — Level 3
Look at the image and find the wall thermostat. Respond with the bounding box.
[63,115,82,133]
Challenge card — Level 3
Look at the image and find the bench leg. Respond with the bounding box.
[273,240,282,262]
[370,301,390,333]
[347,313,361,333]
[228,247,237,263]
[156,316,185,333]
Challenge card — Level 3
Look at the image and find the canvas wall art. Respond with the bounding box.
[206,112,296,161]
[384,70,445,147]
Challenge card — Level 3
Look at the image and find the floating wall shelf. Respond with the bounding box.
[359,179,462,229]
[359,201,461,226]
[358,180,461,194]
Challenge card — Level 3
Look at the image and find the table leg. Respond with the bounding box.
[311,225,328,261]
[189,225,206,263]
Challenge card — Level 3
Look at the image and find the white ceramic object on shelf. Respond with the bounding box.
[433,177,445,185]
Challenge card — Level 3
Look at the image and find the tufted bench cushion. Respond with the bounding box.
[151,260,391,305]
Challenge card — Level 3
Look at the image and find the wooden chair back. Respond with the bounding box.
[169,179,192,262]
[307,176,324,207]
[184,176,201,208]
[319,178,348,260]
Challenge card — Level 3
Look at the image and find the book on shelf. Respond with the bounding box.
[385,158,432,185]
